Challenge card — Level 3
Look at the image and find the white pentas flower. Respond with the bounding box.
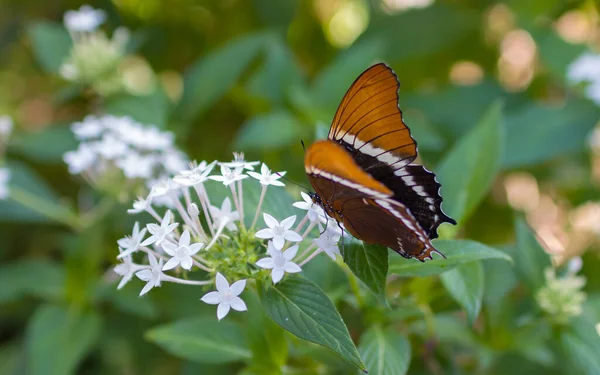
[0,167,10,200]
[293,191,325,223]
[162,230,204,271]
[221,152,259,171]
[248,163,286,186]
[63,5,106,32]
[114,153,346,319]
[201,273,247,320]
[256,242,302,283]
[63,115,188,197]
[567,51,600,106]
[255,214,303,250]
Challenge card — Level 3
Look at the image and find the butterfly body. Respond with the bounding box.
[304,63,456,261]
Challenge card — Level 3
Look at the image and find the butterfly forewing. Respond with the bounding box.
[328,63,417,170]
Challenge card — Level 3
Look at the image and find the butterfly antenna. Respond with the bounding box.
[276,172,311,192]
[431,248,446,259]
[300,140,306,152]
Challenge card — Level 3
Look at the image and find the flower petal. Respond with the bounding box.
[161,242,178,256]
[280,215,297,229]
[135,269,152,281]
[162,257,180,271]
[255,228,274,239]
[283,245,299,260]
[256,257,275,269]
[139,281,154,296]
[188,243,204,255]
[230,279,246,296]
[200,291,221,305]
[117,273,132,290]
[217,303,231,320]
[271,268,284,284]
[179,230,191,246]
[230,297,247,312]
[272,236,285,250]
[180,256,193,270]
[284,262,302,274]
[215,272,229,292]
[263,213,279,228]
[283,230,303,242]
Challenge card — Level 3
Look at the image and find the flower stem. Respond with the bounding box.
[294,214,308,234]
[161,274,213,285]
[298,248,322,267]
[229,184,243,230]
[206,218,229,250]
[301,221,317,239]
[237,179,245,229]
[194,184,215,236]
[297,242,317,262]
[251,185,267,230]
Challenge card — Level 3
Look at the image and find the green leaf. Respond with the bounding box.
[402,110,446,152]
[561,325,600,375]
[440,261,484,325]
[233,110,306,151]
[105,88,171,128]
[0,160,75,224]
[436,101,504,224]
[363,4,476,63]
[12,125,77,164]
[311,39,385,111]
[514,217,552,290]
[26,304,101,375]
[0,259,65,303]
[358,326,411,375]
[246,34,305,105]
[175,33,265,124]
[27,22,72,73]
[388,239,512,277]
[503,99,599,168]
[260,275,365,371]
[533,28,588,83]
[343,239,388,304]
[146,316,251,364]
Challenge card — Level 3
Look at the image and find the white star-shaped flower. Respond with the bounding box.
[200,273,247,320]
[116,152,155,179]
[63,5,106,32]
[256,242,302,283]
[127,195,153,214]
[161,230,204,271]
[117,222,147,258]
[114,251,140,289]
[63,143,97,174]
[0,167,10,200]
[313,230,341,261]
[95,134,128,160]
[141,211,178,247]
[135,253,164,296]
[209,197,239,231]
[209,165,248,186]
[293,192,325,222]
[150,178,180,198]
[221,152,259,171]
[0,115,14,140]
[255,214,302,250]
[71,115,104,140]
[173,160,216,186]
[247,163,286,187]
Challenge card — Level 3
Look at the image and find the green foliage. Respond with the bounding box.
[3,1,600,374]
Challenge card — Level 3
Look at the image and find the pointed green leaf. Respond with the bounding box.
[358,326,411,375]
[233,110,306,151]
[436,101,504,224]
[389,239,511,277]
[0,260,65,303]
[260,275,365,371]
[12,125,77,164]
[146,317,251,364]
[440,261,484,325]
[27,22,72,73]
[27,304,101,375]
[514,217,552,290]
[175,33,265,124]
[343,239,388,304]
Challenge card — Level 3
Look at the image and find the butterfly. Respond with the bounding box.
[304,63,456,261]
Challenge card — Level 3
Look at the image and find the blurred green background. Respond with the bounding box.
[1,0,600,374]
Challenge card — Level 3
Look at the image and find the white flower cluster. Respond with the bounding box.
[63,5,106,33]
[567,51,600,105]
[0,115,13,200]
[114,153,343,320]
[536,257,587,324]
[63,115,187,186]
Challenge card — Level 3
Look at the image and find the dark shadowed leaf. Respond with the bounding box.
[146,316,251,364]
[343,239,388,304]
[12,125,77,164]
[259,275,365,371]
[105,88,170,128]
[389,239,511,277]
[0,260,65,303]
